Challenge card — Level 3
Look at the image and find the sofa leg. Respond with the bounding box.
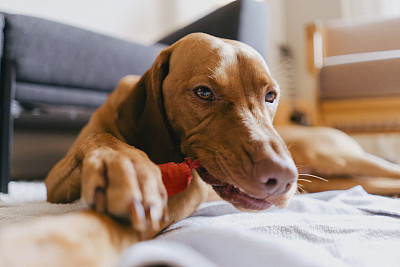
[0,64,16,194]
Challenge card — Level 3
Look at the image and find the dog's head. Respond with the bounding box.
[119,33,298,210]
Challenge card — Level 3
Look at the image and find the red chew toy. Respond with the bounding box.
[158,158,201,197]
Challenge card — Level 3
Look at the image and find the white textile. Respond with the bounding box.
[120,186,400,267]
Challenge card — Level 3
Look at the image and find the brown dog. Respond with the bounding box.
[277,125,400,193]
[0,33,298,266]
[278,125,400,178]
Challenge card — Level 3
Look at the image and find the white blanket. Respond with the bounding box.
[119,186,400,267]
[0,182,86,227]
[1,184,400,266]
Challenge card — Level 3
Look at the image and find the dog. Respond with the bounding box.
[0,33,298,266]
[276,125,400,192]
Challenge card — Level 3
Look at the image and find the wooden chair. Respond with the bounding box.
[301,18,400,195]
[307,17,400,133]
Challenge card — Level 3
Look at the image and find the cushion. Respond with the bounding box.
[324,16,400,57]
[319,50,400,100]
[3,13,166,94]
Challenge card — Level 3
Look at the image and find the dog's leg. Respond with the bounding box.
[46,133,169,232]
[0,171,211,266]
[295,151,400,179]
[278,125,400,179]
[0,211,139,267]
[339,153,400,178]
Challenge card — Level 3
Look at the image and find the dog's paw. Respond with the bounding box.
[81,147,168,232]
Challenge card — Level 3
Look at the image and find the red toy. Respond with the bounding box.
[158,158,201,197]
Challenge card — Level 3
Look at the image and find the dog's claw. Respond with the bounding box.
[130,201,146,231]
[162,205,170,224]
[147,205,161,230]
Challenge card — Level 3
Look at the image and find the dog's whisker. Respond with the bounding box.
[274,77,295,84]
[295,164,311,168]
[296,185,307,194]
[298,178,311,183]
[270,60,291,75]
[299,173,329,182]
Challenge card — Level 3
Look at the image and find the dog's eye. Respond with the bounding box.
[265,91,277,103]
[194,86,215,100]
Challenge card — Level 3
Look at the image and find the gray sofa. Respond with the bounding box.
[0,0,268,192]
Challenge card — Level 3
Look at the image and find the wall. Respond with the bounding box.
[283,0,342,119]
[340,0,400,18]
[281,0,400,123]
[263,0,287,84]
[0,0,227,44]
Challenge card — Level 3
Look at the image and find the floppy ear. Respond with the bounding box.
[115,47,184,164]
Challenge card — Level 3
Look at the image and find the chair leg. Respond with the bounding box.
[0,121,11,193]
[0,64,16,194]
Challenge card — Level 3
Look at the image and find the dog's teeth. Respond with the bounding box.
[233,184,261,199]
[237,187,246,194]
[238,187,261,199]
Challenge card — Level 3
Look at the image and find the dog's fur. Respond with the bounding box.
[278,126,400,178]
[2,33,400,266]
[276,125,400,188]
[0,33,299,266]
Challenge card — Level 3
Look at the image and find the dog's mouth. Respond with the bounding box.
[196,166,272,210]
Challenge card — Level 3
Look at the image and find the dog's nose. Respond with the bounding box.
[255,157,298,195]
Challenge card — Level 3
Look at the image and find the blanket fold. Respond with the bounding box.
[120,186,400,267]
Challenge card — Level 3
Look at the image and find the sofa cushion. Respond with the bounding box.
[319,50,400,100]
[2,13,166,94]
[15,82,108,107]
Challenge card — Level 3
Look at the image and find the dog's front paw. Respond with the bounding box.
[81,147,168,232]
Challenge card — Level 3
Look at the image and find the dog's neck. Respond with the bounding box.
[130,111,185,165]
[116,76,185,164]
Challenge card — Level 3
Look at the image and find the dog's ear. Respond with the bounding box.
[149,47,172,109]
[115,47,183,164]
